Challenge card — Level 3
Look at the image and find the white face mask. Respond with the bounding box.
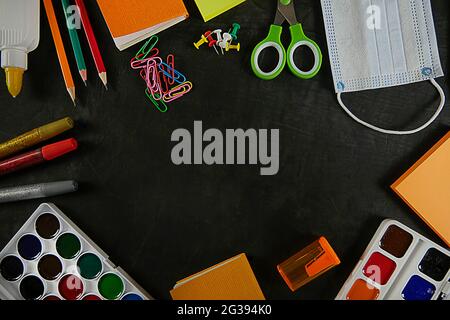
[321,0,445,135]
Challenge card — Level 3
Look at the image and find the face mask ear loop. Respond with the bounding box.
[336,79,446,135]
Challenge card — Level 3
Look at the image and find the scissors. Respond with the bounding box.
[251,0,322,80]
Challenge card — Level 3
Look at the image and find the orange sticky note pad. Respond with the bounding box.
[170,253,265,300]
[392,131,450,246]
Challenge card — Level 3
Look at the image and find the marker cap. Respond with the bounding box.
[40,180,78,197]
[42,138,78,160]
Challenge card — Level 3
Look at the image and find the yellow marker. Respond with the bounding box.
[0,117,74,160]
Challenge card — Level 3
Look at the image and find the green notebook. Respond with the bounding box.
[194,0,246,22]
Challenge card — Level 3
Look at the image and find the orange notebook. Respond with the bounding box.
[96,0,188,51]
[170,253,265,300]
[392,131,450,246]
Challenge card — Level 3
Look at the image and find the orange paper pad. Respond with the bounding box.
[392,131,450,246]
[170,254,265,300]
[96,0,188,51]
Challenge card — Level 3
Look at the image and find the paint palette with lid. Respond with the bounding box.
[0,203,151,300]
[336,219,450,300]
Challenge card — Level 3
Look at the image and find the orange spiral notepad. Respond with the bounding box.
[170,253,265,300]
[96,0,188,51]
[392,131,450,246]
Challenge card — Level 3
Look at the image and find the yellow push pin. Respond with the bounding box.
[226,43,240,52]
[193,35,208,49]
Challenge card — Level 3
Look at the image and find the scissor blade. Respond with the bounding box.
[278,0,298,25]
[274,8,285,25]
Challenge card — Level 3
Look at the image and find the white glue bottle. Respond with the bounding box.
[0,0,40,98]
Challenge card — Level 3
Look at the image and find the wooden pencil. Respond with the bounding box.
[43,0,76,104]
[75,0,108,89]
[61,0,87,85]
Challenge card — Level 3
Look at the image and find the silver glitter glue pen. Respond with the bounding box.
[0,181,78,203]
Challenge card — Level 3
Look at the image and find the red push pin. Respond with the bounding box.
[204,31,219,55]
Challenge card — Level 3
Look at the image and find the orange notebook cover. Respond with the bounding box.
[96,0,188,51]
[392,131,450,247]
[170,253,265,300]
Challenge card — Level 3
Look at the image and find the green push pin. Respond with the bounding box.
[230,23,241,41]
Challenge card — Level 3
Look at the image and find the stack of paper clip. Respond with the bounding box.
[131,36,193,113]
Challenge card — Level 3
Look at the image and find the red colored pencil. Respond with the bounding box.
[75,0,107,89]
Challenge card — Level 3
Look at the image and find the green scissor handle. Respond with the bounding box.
[251,23,322,80]
[286,23,322,79]
[251,25,286,81]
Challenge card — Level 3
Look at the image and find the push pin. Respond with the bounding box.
[218,33,233,52]
[204,31,219,55]
[212,29,224,55]
[230,23,241,41]
[193,35,208,49]
[226,43,240,52]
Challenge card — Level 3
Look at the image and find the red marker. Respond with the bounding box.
[0,138,78,176]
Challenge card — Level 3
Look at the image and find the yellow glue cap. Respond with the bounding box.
[5,67,24,98]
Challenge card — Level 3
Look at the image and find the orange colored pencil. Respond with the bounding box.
[43,0,76,104]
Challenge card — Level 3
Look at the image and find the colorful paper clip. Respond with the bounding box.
[163,82,193,103]
[135,36,159,60]
[145,88,168,113]
[131,36,193,113]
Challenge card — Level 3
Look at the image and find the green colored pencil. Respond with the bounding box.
[61,0,87,85]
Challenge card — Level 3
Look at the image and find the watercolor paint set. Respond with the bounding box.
[336,220,450,300]
[0,203,151,300]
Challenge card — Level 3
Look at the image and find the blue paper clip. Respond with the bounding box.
[136,36,159,60]
[158,62,187,84]
[145,88,168,113]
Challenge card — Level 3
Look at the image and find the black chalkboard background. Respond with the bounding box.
[0,0,448,300]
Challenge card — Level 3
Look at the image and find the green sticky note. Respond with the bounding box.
[194,0,246,22]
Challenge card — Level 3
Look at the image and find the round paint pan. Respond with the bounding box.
[38,254,63,281]
[58,274,84,300]
[98,273,125,300]
[19,275,46,300]
[17,233,42,261]
[35,213,61,239]
[0,255,24,281]
[56,232,82,260]
[121,292,144,300]
[82,294,102,300]
[43,295,62,301]
[77,252,103,280]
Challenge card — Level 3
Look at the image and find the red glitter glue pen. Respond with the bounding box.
[0,138,78,176]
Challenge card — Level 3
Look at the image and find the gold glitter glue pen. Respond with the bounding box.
[0,117,74,160]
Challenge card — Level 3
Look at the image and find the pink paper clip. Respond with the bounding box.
[149,66,164,100]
